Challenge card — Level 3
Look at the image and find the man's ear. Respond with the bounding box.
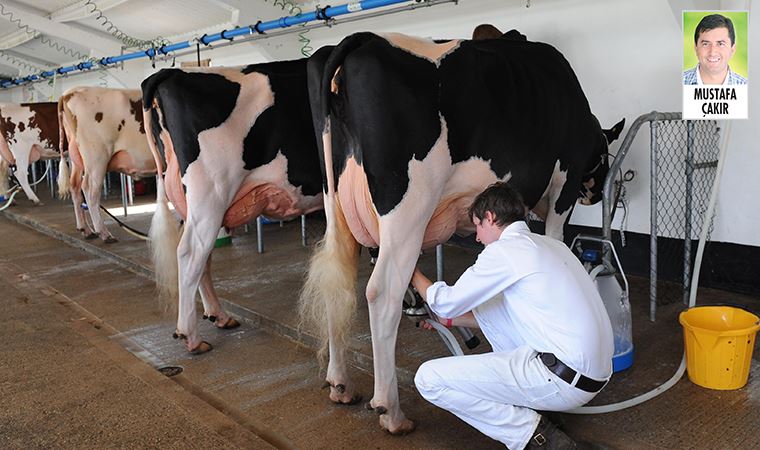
[484,211,496,224]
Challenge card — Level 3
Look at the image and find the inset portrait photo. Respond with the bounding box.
[683,11,748,120]
[683,11,748,85]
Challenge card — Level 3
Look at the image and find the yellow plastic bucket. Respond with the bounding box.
[679,306,760,390]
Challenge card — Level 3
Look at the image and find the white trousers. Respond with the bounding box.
[414,345,598,449]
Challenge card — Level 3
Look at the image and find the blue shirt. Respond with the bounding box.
[683,65,747,85]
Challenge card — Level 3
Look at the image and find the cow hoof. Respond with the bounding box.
[82,231,98,240]
[329,388,361,405]
[188,341,213,355]
[33,201,44,206]
[382,417,416,436]
[334,393,362,405]
[103,236,118,244]
[217,317,240,330]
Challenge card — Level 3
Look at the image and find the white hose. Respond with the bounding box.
[0,185,22,211]
[424,318,465,356]
[29,162,51,187]
[567,121,732,414]
[588,264,605,282]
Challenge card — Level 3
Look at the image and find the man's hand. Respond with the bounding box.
[419,312,479,330]
[411,267,433,301]
[420,316,450,331]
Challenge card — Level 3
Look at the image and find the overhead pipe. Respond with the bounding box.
[1,0,454,89]
[166,0,455,60]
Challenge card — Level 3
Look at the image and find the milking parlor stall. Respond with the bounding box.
[1,0,759,449]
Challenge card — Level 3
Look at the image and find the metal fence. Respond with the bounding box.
[604,112,719,321]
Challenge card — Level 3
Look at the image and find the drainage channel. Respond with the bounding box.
[158,365,184,377]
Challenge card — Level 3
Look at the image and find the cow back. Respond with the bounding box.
[324,33,608,219]
[0,102,62,160]
[144,62,322,196]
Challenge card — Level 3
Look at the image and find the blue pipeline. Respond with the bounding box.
[1,0,411,89]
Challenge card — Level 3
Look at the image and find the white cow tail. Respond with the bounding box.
[0,158,8,196]
[57,157,70,199]
[148,175,180,314]
[142,95,179,313]
[299,195,359,365]
[56,94,71,199]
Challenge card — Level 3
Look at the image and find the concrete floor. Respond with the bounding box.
[2,188,759,449]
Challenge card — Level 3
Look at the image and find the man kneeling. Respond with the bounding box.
[411,182,613,449]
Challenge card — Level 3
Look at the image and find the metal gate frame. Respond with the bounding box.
[602,111,718,321]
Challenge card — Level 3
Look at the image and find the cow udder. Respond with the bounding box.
[337,158,380,248]
[223,183,302,229]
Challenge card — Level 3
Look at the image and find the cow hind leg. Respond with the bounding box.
[174,193,228,353]
[363,222,427,435]
[12,157,41,205]
[68,164,95,238]
[198,254,240,330]
[299,197,361,405]
[81,168,117,243]
[17,172,41,205]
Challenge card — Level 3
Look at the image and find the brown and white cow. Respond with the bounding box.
[57,87,156,242]
[0,102,61,204]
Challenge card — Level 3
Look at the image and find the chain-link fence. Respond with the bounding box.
[604,112,719,321]
[651,119,719,314]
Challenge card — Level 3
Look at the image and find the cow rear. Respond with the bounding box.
[142,62,324,353]
[299,31,624,435]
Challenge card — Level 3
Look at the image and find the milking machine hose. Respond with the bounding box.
[0,185,21,211]
[567,121,732,414]
[29,163,51,187]
[422,303,464,357]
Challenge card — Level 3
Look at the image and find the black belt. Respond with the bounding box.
[538,353,607,393]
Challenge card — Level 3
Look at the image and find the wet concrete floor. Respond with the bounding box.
[2,189,759,449]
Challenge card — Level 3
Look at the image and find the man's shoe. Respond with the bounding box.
[526,415,577,449]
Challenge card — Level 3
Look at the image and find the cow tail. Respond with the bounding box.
[143,96,180,314]
[318,32,378,120]
[299,35,374,364]
[56,94,71,199]
[0,158,8,196]
[149,175,180,314]
[299,196,359,365]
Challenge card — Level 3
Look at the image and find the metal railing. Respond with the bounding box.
[603,112,718,321]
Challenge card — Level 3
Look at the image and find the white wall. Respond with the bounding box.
[1,0,757,246]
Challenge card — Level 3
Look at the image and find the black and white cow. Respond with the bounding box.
[299,31,624,434]
[0,102,61,204]
[142,61,324,353]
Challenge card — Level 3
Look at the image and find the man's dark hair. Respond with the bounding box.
[468,182,527,227]
[694,14,736,46]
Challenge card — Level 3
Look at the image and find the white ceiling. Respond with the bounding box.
[0,0,315,81]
